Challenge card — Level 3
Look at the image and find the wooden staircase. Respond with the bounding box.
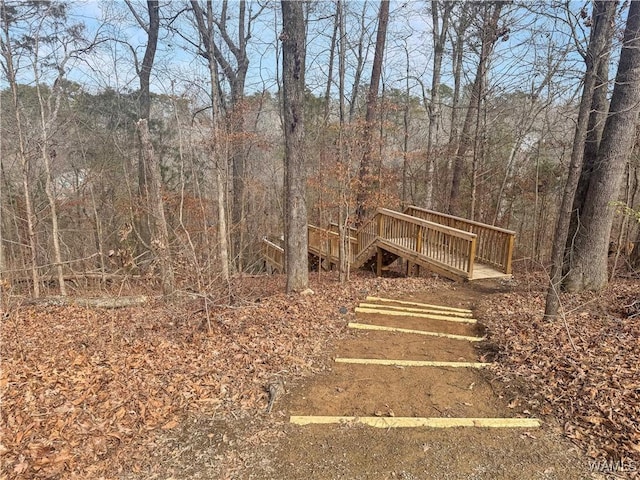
[264,206,515,282]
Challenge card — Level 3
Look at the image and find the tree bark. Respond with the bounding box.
[208,0,254,273]
[336,0,349,284]
[348,2,370,123]
[425,0,452,209]
[564,0,617,272]
[448,2,502,216]
[448,3,471,157]
[281,0,308,293]
[137,119,175,295]
[545,0,620,316]
[356,0,390,224]
[563,0,640,292]
[129,0,175,295]
[0,4,39,297]
[191,0,231,283]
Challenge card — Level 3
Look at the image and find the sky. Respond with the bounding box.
[2,0,601,108]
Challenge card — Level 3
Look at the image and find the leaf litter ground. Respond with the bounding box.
[1,270,638,479]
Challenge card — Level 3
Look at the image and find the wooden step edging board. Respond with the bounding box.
[358,302,474,318]
[355,307,476,324]
[366,296,472,314]
[335,358,491,368]
[290,416,542,428]
[348,322,485,342]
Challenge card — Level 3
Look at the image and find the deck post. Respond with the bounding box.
[504,234,514,274]
[299,208,513,283]
[468,237,477,279]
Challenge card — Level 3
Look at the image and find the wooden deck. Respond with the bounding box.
[264,206,515,282]
[382,237,510,281]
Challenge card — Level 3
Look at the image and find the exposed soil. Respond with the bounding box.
[126,281,600,480]
[5,273,634,479]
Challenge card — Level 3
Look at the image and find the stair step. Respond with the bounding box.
[358,302,474,318]
[355,307,477,324]
[366,297,472,314]
[290,416,542,428]
[334,358,490,368]
[347,322,485,342]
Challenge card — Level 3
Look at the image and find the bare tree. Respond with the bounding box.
[281,0,308,292]
[565,0,617,270]
[126,0,175,296]
[348,1,372,123]
[545,0,618,316]
[190,0,231,283]
[355,0,389,223]
[205,0,263,272]
[447,3,472,156]
[424,0,453,209]
[448,2,503,217]
[563,0,640,292]
[0,1,39,296]
[337,0,350,284]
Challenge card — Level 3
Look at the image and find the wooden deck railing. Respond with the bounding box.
[308,225,358,265]
[328,223,358,236]
[404,206,515,274]
[307,209,478,279]
[372,208,478,279]
[265,207,512,280]
[262,238,284,273]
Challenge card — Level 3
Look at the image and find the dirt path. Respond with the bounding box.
[133,282,600,480]
[242,285,596,480]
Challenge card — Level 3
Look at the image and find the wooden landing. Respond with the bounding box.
[300,206,515,283]
[380,237,510,281]
[470,263,511,281]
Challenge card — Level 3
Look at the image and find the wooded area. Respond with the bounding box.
[1,0,639,305]
[2,2,640,478]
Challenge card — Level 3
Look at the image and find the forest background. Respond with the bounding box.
[1,0,639,303]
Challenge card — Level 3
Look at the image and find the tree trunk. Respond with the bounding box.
[191,0,231,283]
[448,3,471,156]
[402,44,410,208]
[337,0,349,284]
[356,0,390,224]
[631,231,640,269]
[563,0,640,292]
[137,120,175,295]
[544,0,620,316]
[348,1,370,123]
[33,33,67,296]
[425,0,452,209]
[129,0,175,295]
[449,2,502,217]
[208,0,253,273]
[0,8,39,297]
[281,0,308,293]
[564,0,617,271]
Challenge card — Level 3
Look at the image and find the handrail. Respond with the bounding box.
[308,208,480,278]
[378,208,477,241]
[404,206,514,274]
[308,225,358,265]
[262,238,284,273]
[405,206,515,235]
[372,208,477,278]
[328,222,358,235]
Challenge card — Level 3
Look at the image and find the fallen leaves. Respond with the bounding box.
[479,273,640,463]
[1,272,439,479]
